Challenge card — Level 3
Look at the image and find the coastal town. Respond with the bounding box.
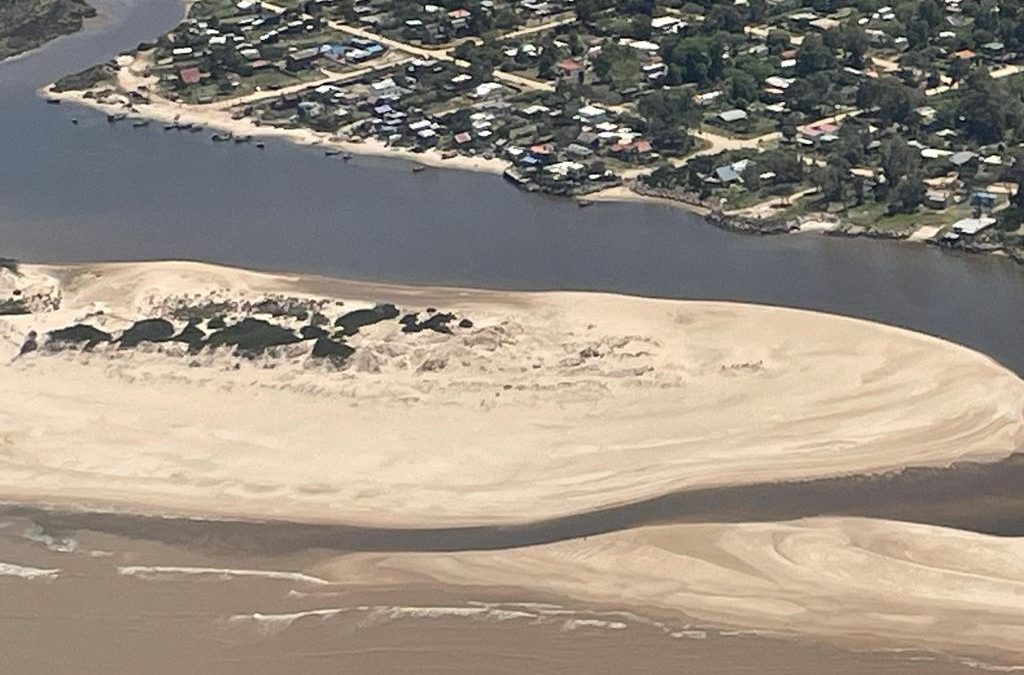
[43,0,1024,258]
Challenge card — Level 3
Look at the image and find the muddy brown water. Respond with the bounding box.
[0,517,999,675]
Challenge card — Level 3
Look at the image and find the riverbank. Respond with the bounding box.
[45,52,509,176]
[0,0,96,62]
[43,62,1023,262]
[1,260,1022,528]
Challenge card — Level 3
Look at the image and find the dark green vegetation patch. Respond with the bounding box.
[119,318,175,348]
[334,303,401,336]
[0,0,96,61]
[206,317,300,355]
[47,324,112,348]
[310,337,355,365]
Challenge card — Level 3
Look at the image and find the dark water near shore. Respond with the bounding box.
[0,0,1022,375]
[5,452,1023,557]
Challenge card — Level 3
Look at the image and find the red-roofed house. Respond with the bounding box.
[179,67,202,85]
[557,58,583,79]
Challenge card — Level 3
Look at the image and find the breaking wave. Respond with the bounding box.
[116,565,331,585]
[0,561,61,580]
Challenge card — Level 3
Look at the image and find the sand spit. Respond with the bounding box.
[0,260,1022,528]
[320,516,1024,664]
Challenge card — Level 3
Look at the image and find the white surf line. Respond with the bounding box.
[0,562,61,580]
[116,565,331,585]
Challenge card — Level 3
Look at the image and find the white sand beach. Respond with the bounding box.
[1,260,1021,528]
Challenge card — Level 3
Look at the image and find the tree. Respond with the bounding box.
[957,70,1024,143]
[880,136,916,183]
[857,77,922,126]
[795,34,835,76]
[536,45,557,79]
[593,42,641,87]
[887,174,926,214]
[820,161,851,204]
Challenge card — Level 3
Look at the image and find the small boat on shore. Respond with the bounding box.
[255,142,266,149]
[106,113,127,123]
[342,153,353,161]
[46,99,61,105]
[132,119,150,128]
[412,164,427,173]
[189,125,203,133]
[577,199,595,208]
[324,149,341,157]
[233,135,253,144]
[211,132,232,142]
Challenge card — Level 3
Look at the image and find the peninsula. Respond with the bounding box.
[46,0,1024,259]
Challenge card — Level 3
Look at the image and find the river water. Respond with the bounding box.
[2,3,1023,672]
[1,0,1022,373]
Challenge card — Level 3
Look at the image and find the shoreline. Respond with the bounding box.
[41,80,1020,261]
[1,259,1022,530]
[45,77,510,176]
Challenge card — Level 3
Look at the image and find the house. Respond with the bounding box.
[970,191,998,210]
[718,109,748,123]
[448,8,471,30]
[694,90,723,106]
[575,130,600,148]
[370,77,401,99]
[557,58,584,79]
[949,151,977,168]
[951,216,996,235]
[925,189,950,209]
[566,142,594,158]
[179,67,202,85]
[611,139,654,160]
[651,16,684,33]
[714,165,742,184]
[576,105,608,123]
[544,160,585,179]
[473,82,503,98]
[286,47,321,70]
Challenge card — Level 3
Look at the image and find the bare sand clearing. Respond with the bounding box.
[320,516,1024,664]
[0,260,1022,528]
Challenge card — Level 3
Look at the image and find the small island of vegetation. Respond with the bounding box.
[0,0,96,61]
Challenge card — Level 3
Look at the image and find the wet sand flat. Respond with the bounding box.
[0,518,996,675]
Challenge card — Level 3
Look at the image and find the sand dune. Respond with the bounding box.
[0,260,1022,527]
[318,517,1024,663]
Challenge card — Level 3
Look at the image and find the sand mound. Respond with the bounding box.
[0,261,1021,527]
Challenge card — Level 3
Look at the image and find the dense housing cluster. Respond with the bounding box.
[61,0,1024,256]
